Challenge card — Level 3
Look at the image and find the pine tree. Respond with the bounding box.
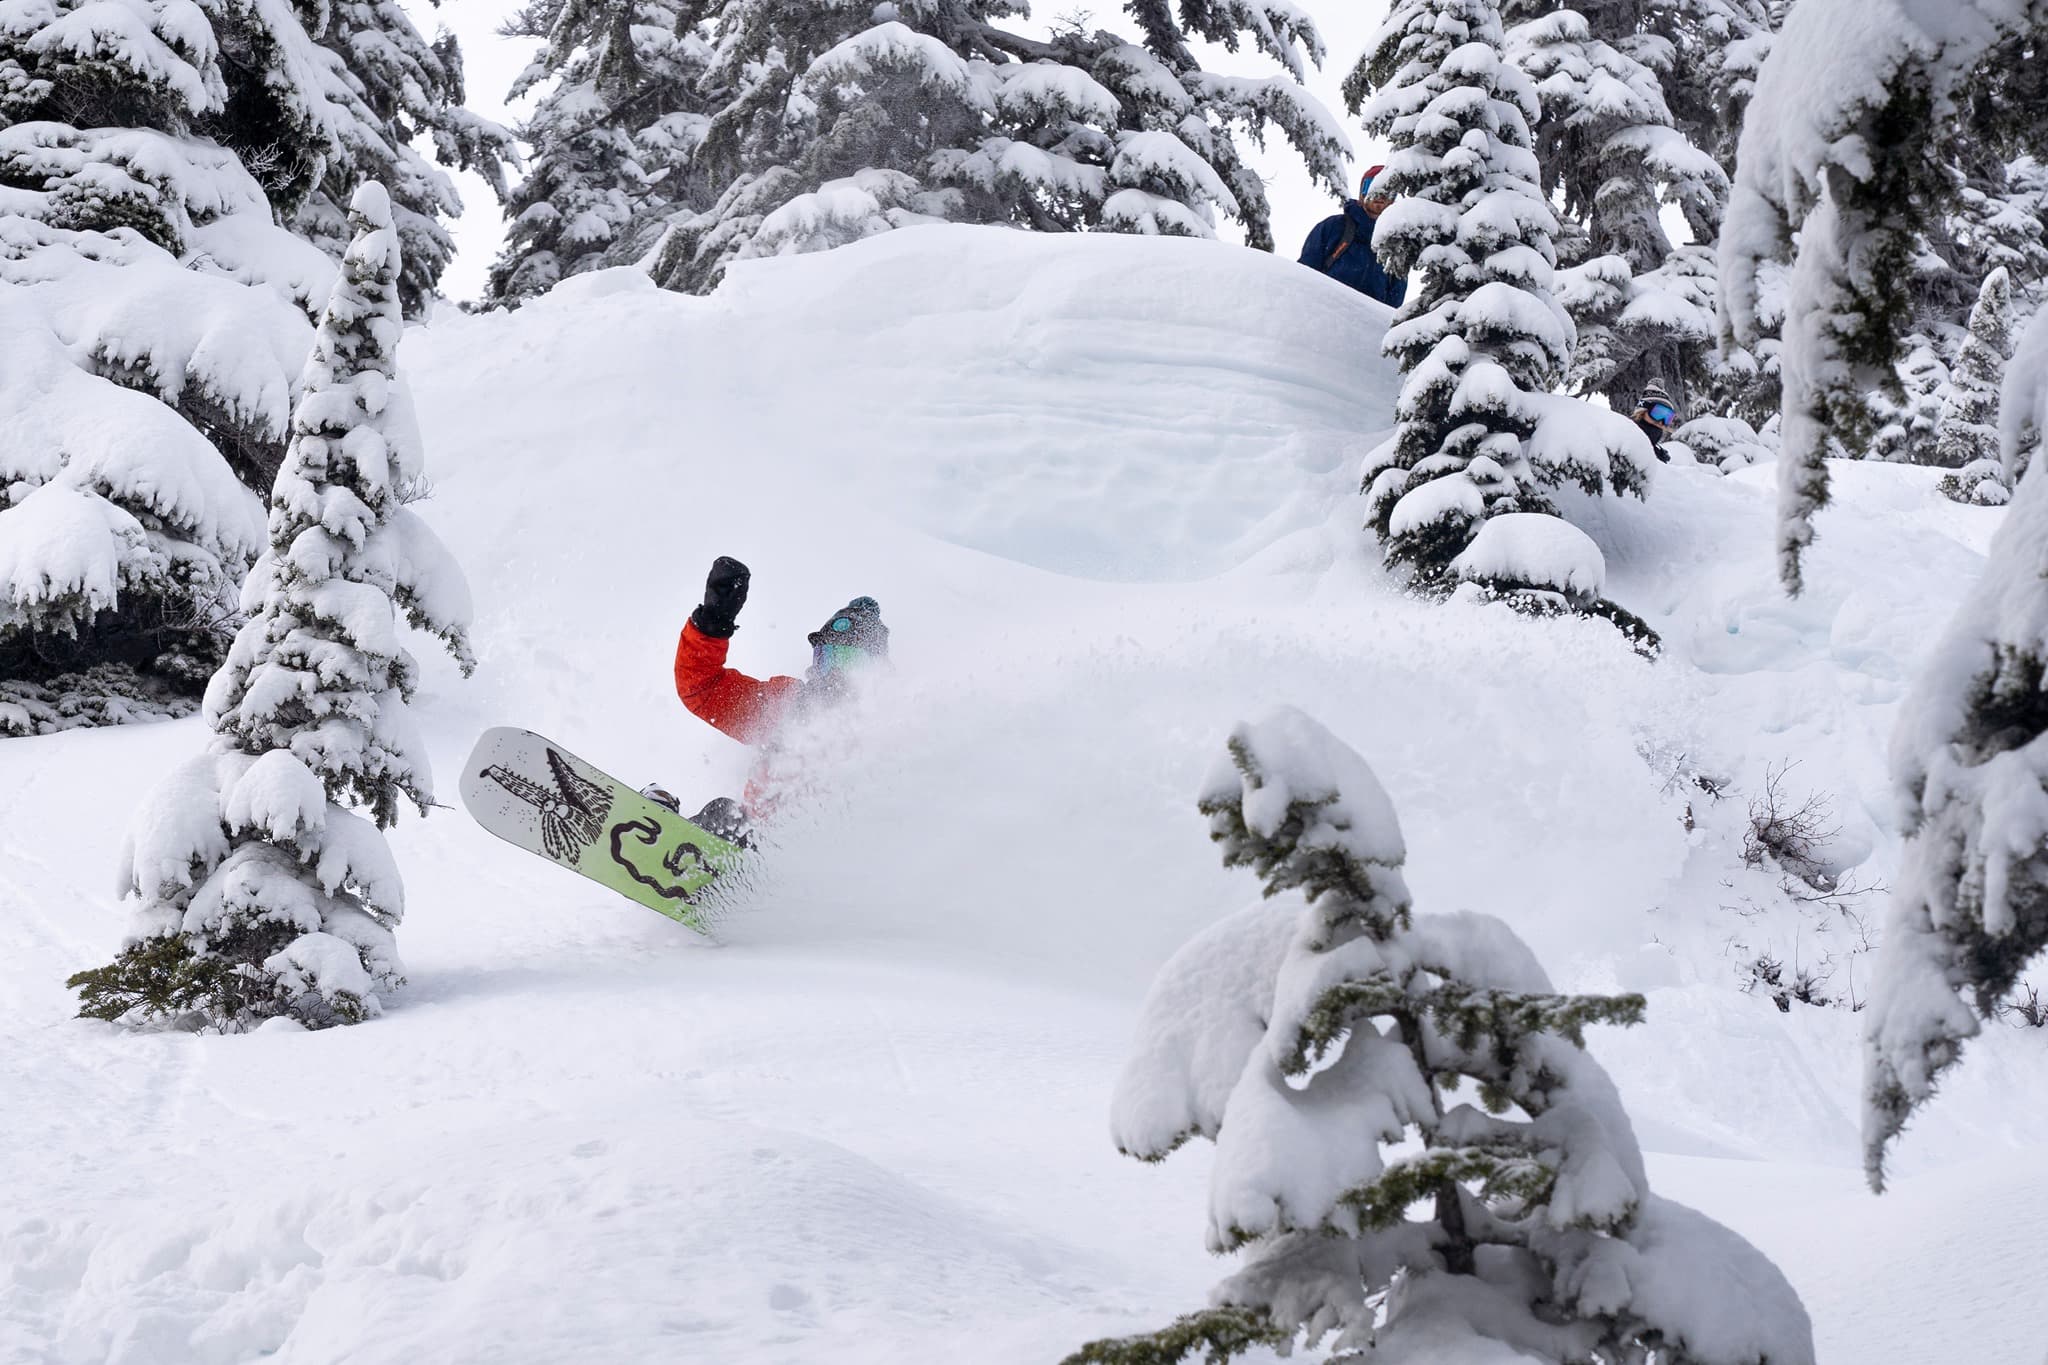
[1933,267,2012,473]
[1504,2,1728,410]
[1962,154,2048,304]
[1868,369,2048,1178]
[1347,0,1650,591]
[648,0,1347,295]
[1869,339,1949,465]
[0,0,324,720]
[0,0,501,729]
[296,0,516,315]
[1069,708,1815,1365]
[1745,0,2048,1186]
[1661,0,1776,181]
[69,185,474,1031]
[1058,0,1349,252]
[486,0,715,304]
[1665,0,1786,429]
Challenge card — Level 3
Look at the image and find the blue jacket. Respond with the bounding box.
[1299,201,1406,308]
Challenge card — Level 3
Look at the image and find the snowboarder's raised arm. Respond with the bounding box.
[673,557,802,743]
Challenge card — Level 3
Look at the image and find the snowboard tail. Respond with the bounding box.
[460,727,744,933]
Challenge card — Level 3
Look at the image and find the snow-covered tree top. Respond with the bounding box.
[1198,707,1412,941]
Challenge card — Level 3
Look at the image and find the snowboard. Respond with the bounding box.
[459,727,744,934]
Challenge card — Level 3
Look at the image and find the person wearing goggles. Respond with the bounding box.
[648,556,889,835]
[1630,380,1681,463]
[1298,164,1407,308]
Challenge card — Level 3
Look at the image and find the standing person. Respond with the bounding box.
[645,555,889,842]
[1630,380,1681,463]
[1298,165,1407,308]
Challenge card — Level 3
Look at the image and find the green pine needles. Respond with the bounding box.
[1066,1306,1289,1365]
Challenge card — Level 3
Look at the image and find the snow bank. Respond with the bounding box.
[418,225,1403,582]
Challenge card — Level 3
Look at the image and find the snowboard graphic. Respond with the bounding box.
[460,727,744,934]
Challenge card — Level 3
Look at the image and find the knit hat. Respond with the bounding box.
[1637,380,1679,432]
[1359,164,1386,198]
[808,596,889,657]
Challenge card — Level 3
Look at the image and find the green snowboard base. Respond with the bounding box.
[459,726,745,934]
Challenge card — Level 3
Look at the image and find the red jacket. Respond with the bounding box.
[673,621,804,812]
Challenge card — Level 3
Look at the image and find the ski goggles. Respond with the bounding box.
[1645,401,1678,429]
[813,640,867,675]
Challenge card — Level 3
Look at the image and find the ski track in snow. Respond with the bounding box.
[4,228,2045,1363]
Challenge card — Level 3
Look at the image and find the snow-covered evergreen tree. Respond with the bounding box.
[1069,707,1815,1365]
[1348,0,1651,591]
[1504,3,1727,409]
[1720,0,2048,592]
[1865,307,2048,1182]
[0,0,502,729]
[69,185,473,1031]
[1661,0,1775,179]
[1968,155,2048,303]
[486,0,714,304]
[296,0,516,314]
[1869,339,1949,466]
[648,0,1348,294]
[1932,267,2013,474]
[0,0,331,724]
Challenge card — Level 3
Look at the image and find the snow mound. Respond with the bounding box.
[1452,510,1607,598]
[416,224,1403,582]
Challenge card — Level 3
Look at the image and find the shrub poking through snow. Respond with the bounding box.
[1865,319,2048,1184]
[1067,707,1815,1365]
[69,186,473,1032]
[1347,0,1650,598]
[1998,985,2048,1029]
[1938,459,2014,507]
[1741,760,1839,891]
[1666,414,1774,473]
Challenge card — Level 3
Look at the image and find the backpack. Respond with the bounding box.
[1324,213,1359,271]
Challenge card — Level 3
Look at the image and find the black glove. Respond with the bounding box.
[691,556,750,638]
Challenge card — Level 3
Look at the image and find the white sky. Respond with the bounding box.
[413,0,1394,304]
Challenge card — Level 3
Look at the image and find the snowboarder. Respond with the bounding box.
[649,556,889,839]
[1630,380,1681,463]
[1298,165,1407,308]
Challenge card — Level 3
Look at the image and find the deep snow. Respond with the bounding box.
[3,227,2043,1363]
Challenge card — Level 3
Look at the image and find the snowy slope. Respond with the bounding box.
[4,227,2043,1364]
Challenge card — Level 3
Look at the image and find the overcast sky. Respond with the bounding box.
[415,0,1395,304]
